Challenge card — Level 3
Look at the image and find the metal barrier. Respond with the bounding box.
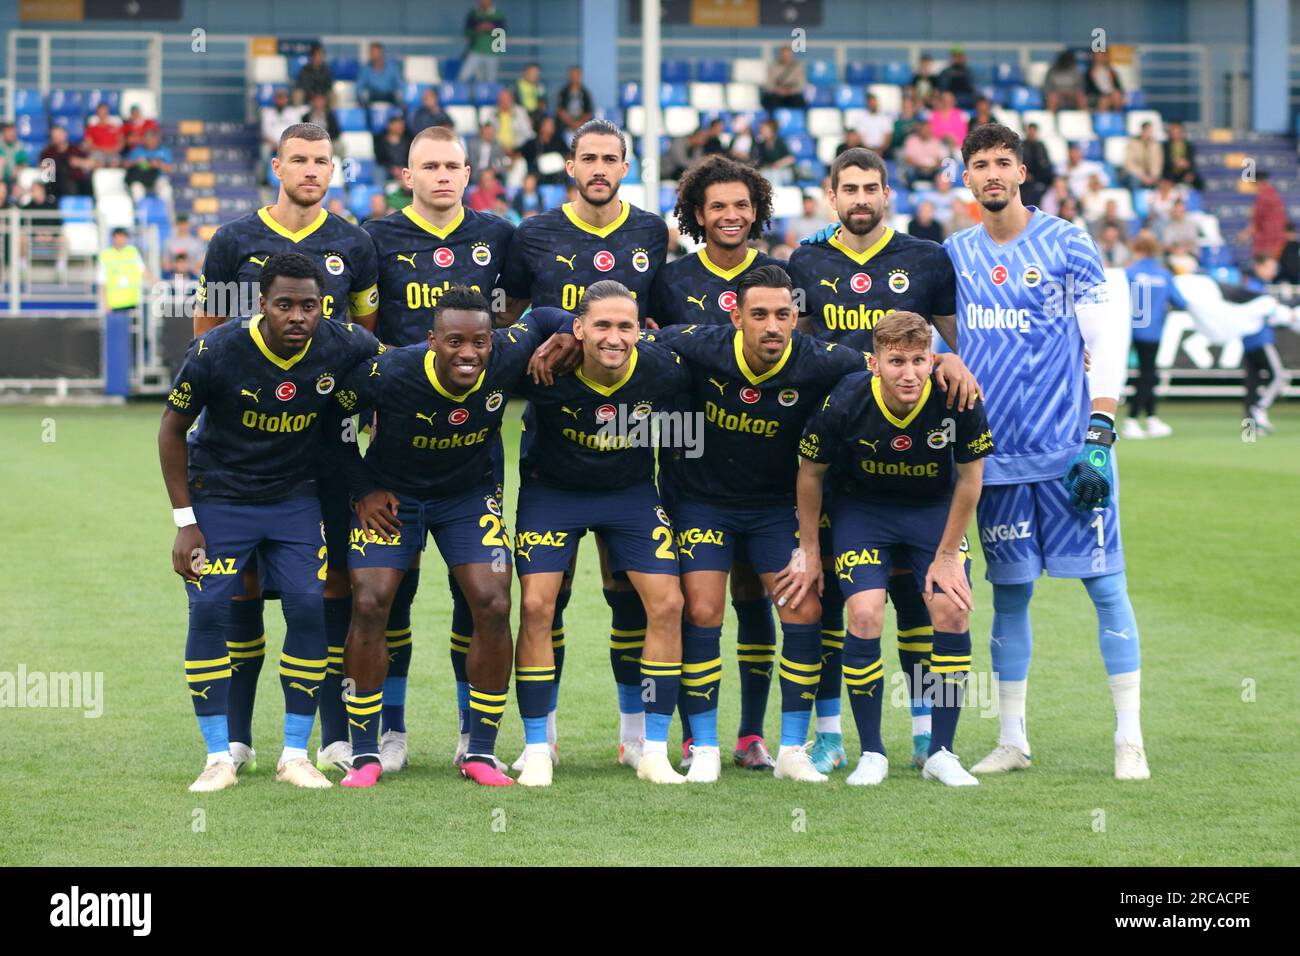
[5,30,162,119]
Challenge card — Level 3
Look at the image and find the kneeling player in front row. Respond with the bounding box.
[160,252,383,792]
[329,289,576,787]
[777,311,993,787]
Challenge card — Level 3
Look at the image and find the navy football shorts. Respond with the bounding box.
[828,495,971,599]
[346,484,509,573]
[187,496,325,604]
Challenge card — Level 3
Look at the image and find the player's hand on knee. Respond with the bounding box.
[925,553,972,611]
[173,525,206,582]
[934,353,982,410]
[356,490,402,541]
[774,547,822,610]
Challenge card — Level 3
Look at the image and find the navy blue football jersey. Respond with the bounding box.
[166,316,383,503]
[787,227,955,351]
[197,207,379,325]
[648,247,786,328]
[334,308,571,498]
[498,201,668,320]
[514,341,690,491]
[800,370,993,504]
[648,325,869,508]
[364,206,515,346]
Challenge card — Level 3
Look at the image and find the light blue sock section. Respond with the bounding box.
[523,716,549,745]
[616,682,644,716]
[910,698,932,718]
[691,708,719,748]
[780,710,812,747]
[383,676,408,707]
[283,712,313,751]
[456,680,470,713]
[814,697,841,718]
[990,582,1034,682]
[198,714,229,754]
[645,711,672,744]
[1085,571,1141,674]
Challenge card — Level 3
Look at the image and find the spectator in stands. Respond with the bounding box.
[761,47,807,113]
[469,121,511,178]
[928,90,969,150]
[1057,195,1085,230]
[1085,49,1125,112]
[663,127,709,180]
[935,47,977,107]
[1040,176,1069,217]
[84,102,125,168]
[357,42,403,107]
[410,87,452,132]
[1146,176,1179,229]
[367,191,389,221]
[38,125,92,198]
[1123,121,1163,192]
[1044,49,1087,112]
[468,167,504,211]
[834,128,865,158]
[909,200,945,243]
[515,63,548,126]
[374,113,413,186]
[1238,170,1287,259]
[888,94,921,160]
[702,118,727,156]
[97,226,147,321]
[784,193,823,247]
[0,123,30,184]
[124,126,175,207]
[294,44,335,106]
[751,118,794,185]
[163,214,206,277]
[1123,231,1183,439]
[728,116,754,164]
[521,114,568,185]
[262,88,304,161]
[0,181,9,209]
[460,0,505,86]
[1161,198,1200,256]
[122,105,159,151]
[1278,222,1300,284]
[514,172,544,218]
[1241,254,1287,431]
[303,92,340,141]
[1096,222,1132,267]
[1020,121,1055,207]
[1160,121,1202,191]
[327,196,358,224]
[491,191,518,224]
[927,173,958,225]
[969,96,995,130]
[556,67,594,133]
[1080,174,1110,223]
[1091,197,1131,241]
[900,119,946,185]
[1065,142,1106,200]
[854,92,894,154]
[911,54,939,107]
[490,87,533,154]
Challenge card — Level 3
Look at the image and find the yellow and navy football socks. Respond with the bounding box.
[641,659,682,751]
[928,630,971,755]
[346,686,383,766]
[187,601,233,756]
[814,582,845,732]
[466,684,508,760]
[318,596,351,747]
[843,632,885,754]
[733,597,775,740]
[382,569,419,734]
[279,593,327,753]
[551,584,570,713]
[224,597,264,746]
[605,588,646,720]
[888,573,933,733]
[516,664,556,750]
[777,622,822,746]
[449,573,473,734]
[681,623,723,748]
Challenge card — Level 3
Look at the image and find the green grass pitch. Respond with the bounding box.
[0,401,1295,866]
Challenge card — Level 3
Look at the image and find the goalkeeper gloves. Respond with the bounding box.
[1063,413,1116,512]
[799,224,837,246]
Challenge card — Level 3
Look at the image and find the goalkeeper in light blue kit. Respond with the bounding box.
[944,124,1149,780]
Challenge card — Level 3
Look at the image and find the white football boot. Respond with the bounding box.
[774,746,829,782]
[516,750,553,787]
[921,748,980,787]
[188,759,238,793]
[684,745,721,783]
[970,742,1032,775]
[617,737,644,770]
[379,730,408,773]
[845,751,889,786]
[1144,416,1172,438]
[637,750,685,784]
[1114,738,1151,780]
[229,742,257,774]
[276,757,333,789]
[1121,418,1147,440]
[315,740,352,774]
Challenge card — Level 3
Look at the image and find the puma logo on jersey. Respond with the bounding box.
[369,361,380,376]
[289,681,319,698]
[249,256,267,267]
[415,411,437,426]
[240,388,262,402]
[348,717,370,731]
[196,339,208,355]
[959,269,975,280]
[555,253,576,270]
[820,277,839,293]
[560,405,581,420]
[858,438,879,453]
[708,377,727,396]
[189,685,210,700]
[686,294,708,310]
[396,252,418,268]
[686,686,716,701]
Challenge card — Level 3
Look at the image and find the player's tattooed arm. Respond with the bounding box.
[158,408,204,582]
[932,351,981,412]
[925,458,982,612]
[774,458,829,610]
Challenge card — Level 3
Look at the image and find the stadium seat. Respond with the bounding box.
[403,83,431,107]
[866,84,902,115]
[1041,134,1068,168]
[63,117,86,141]
[1025,61,1049,87]
[439,82,472,106]
[255,83,281,107]
[689,82,726,112]
[625,106,651,136]
[881,62,911,86]
[348,158,378,186]
[1092,111,1126,138]
[332,57,360,81]
[1056,110,1095,140]
[664,106,699,137]
[332,80,357,106]
[340,131,375,160]
[806,107,843,138]
[661,83,689,107]
[1008,86,1043,110]
[624,153,640,184]
[1099,188,1134,220]
[772,185,804,219]
[786,134,817,160]
[58,195,95,222]
[539,184,567,209]
[121,88,158,118]
[92,167,128,198]
[63,221,99,257]
[48,89,84,117]
[1021,109,1056,138]
[404,55,440,84]
[370,104,402,134]
[773,108,805,135]
[1103,136,1129,168]
[726,82,760,112]
[696,60,729,84]
[892,188,914,215]
[347,184,375,219]
[994,63,1024,86]
[252,55,290,84]
[807,61,838,87]
[620,82,641,108]
[1124,89,1148,110]
[661,60,691,84]
[1185,190,1203,213]
[97,194,135,230]
[336,107,368,132]
[86,89,121,114]
[832,85,864,110]
[14,89,44,116]
[1132,188,1151,220]
[992,108,1023,134]
[1126,110,1165,139]
[658,182,678,212]
[289,55,309,80]
[844,62,875,85]
[1082,139,1103,161]
[472,82,503,106]
[137,196,169,225]
[731,59,767,86]
[816,135,840,165]
[446,105,478,135]
[808,87,837,107]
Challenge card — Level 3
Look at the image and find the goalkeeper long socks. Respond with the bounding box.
[1109,671,1143,746]
[990,581,1033,751]
[1086,572,1141,675]
[928,630,971,756]
[843,632,885,754]
[682,623,723,748]
[224,598,264,746]
[777,622,822,746]
[733,597,776,740]
[319,596,350,748]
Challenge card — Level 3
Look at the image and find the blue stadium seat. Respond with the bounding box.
[1125,90,1147,109]
[773,108,805,135]
[835,85,865,109]
[472,82,503,105]
[696,60,729,84]
[661,60,691,84]
[620,82,641,108]
[256,83,286,107]
[1209,265,1241,285]
[138,196,169,225]
[58,196,95,222]
[48,89,84,117]
[336,107,368,132]
[439,82,472,106]
[1132,189,1151,220]
[625,152,640,184]
[1093,112,1126,137]
[370,104,402,133]
[994,63,1023,86]
[881,62,911,86]
[332,57,359,81]
[786,134,816,159]
[86,89,120,114]
[807,86,834,107]
[891,188,914,215]
[844,62,876,85]
[660,82,689,107]
[658,183,677,212]
[267,156,280,186]
[14,89,44,116]
[349,158,377,185]
[348,185,375,220]
[403,82,430,106]
[15,113,48,140]
[807,61,838,87]
[290,55,309,79]
[1185,190,1203,213]
[441,58,462,83]
[539,184,567,210]
[63,117,86,141]
[1083,140,1103,161]
[1008,86,1043,110]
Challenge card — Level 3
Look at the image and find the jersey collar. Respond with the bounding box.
[258,206,327,243]
[698,246,756,281]
[403,204,465,240]
[576,346,638,396]
[733,330,792,385]
[872,374,931,429]
[423,349,485,401]
[828,226,893,265]
[249,313,312,370]
[978,205,1045,253]
[562,200,630,238]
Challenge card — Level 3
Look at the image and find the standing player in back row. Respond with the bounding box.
[498,119,668,769]
[945,123,1149,780]
[788,147,977,773]
[194,122,379,777]
[356,125,517,777]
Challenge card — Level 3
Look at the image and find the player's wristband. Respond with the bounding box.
[173,507,196,528]
[1085,414,1116,447]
